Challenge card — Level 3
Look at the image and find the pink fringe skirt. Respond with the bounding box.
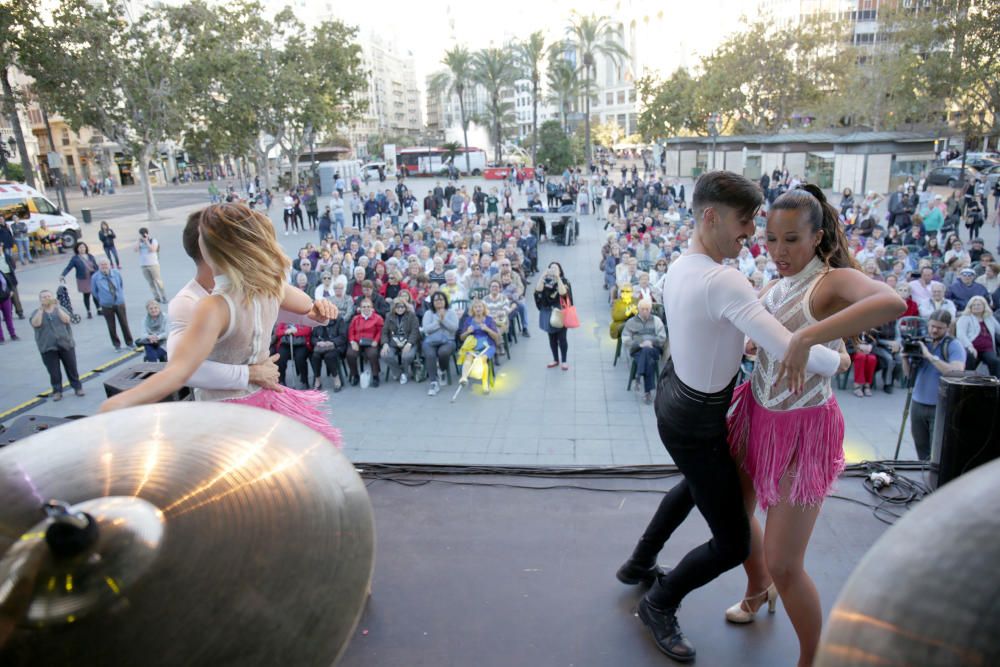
[727,382,845,510]
[223,388,342,448]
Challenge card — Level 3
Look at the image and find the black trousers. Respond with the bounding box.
[632,346,661,392]
[311,347,343,378]
[966,349,1000,377]
[910,400,936,461]
[278,343,309,386]
[101,304,133,347]
[41,347,81,392]
[547,328,568,363]
[639,360,749,611]
[346,344,380,378]
[873,346,900,388]
[352,212,364,227]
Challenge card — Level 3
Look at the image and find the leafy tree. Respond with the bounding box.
[440,141,461,163]
[272,16,367,188]
[537,119,581,172]
[591,120,621,148]
[565,13,629,164]
[23,0,203,219]
[874,0,999,144]
[545,57,580,133]
[698,15,851,134]
[429,46,475,174]
[473,47,517,163]
[515,31,546,166]
[0,0,39,186]
[176,0,281,189]
[636,68,708,141]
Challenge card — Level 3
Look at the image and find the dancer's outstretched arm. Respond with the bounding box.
[778,270,905,388]
[709,267,841,389]
[99,296,229,412]
[281,283,336,323]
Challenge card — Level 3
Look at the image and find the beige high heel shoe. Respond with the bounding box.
[725,583,778,623]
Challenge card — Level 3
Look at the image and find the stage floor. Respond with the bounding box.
[339,467,896,667]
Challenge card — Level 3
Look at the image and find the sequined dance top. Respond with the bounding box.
[751,256,842,411]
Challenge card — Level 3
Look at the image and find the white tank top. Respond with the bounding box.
[193,275,279,402]
[751,257,842,411]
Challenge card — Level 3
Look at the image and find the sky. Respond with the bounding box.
[284,0,760,92]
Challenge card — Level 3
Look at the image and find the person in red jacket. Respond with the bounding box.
[273,321,313,388]
[346,297,384,387]
[379,269,417,302]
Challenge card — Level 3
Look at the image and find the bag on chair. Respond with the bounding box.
[560,296,579,329]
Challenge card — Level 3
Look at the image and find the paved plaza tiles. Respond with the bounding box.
[0,179,935,464]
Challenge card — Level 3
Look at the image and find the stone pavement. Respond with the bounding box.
[4,175,989,464]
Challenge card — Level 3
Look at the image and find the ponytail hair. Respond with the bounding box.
[770,185,859,270]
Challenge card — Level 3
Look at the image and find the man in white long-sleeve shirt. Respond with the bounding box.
[168,211,332,392]
[619,172,842,662]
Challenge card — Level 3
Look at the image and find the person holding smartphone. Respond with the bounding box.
[534,261,573,370]
[135,227,167,303]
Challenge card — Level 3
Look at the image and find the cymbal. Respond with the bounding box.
[0,402,374,667]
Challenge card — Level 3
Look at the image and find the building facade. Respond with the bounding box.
[342,30,423,155]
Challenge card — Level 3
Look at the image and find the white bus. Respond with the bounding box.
[398,147,487,176]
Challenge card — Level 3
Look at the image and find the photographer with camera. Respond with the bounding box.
[135,227,167,303]
[901,310,966,460]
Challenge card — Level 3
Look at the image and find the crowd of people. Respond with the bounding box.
[268,173,581,396]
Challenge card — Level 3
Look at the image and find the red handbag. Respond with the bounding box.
[560,295,580,329]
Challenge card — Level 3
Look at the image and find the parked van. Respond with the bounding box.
[0,181,80,250]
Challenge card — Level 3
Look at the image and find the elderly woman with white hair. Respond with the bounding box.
[328,275,354,320]
[441,269,468,303]
[956,295,1000,376]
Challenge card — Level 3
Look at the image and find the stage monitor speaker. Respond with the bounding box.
[0,415,73,448]
[930,375,1000,489]
[103,362,191,402]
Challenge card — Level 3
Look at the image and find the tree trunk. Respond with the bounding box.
[288,150,300,189]
[584,67,592,165]
[1,67,36,188]
[531,77,539,165]
[459,95,471,175]
[40,106,69,211]
[138,144,161,220]
[495,100,502,163]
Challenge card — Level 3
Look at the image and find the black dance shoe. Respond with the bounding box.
[616,559,670,586]
[637,598,695,663]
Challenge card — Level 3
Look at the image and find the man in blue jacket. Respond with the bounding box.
[91,257,134,351]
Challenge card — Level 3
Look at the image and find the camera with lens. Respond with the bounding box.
[899,317,930,359]
[901,332,932,358]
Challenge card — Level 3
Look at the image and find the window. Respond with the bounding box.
[617,91,625,104]
[33,197,59,215]
[606,92,613,106]
[61,128,70,146]
[617,113,627,130]
[628,89,636,102]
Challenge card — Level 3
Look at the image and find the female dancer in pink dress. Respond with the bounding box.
[724,186,904,667]
[100,203,340,445]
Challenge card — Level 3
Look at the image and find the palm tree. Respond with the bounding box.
[428,46,474,174]
[545,56,579,134]
[473,47,517,164]
[515,31,546,166]
[566,13,629,164]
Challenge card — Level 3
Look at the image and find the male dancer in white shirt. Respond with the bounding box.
[168,211,336,393]
[617,172,842,662]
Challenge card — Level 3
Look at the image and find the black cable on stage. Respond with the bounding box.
[357,460,933,523]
